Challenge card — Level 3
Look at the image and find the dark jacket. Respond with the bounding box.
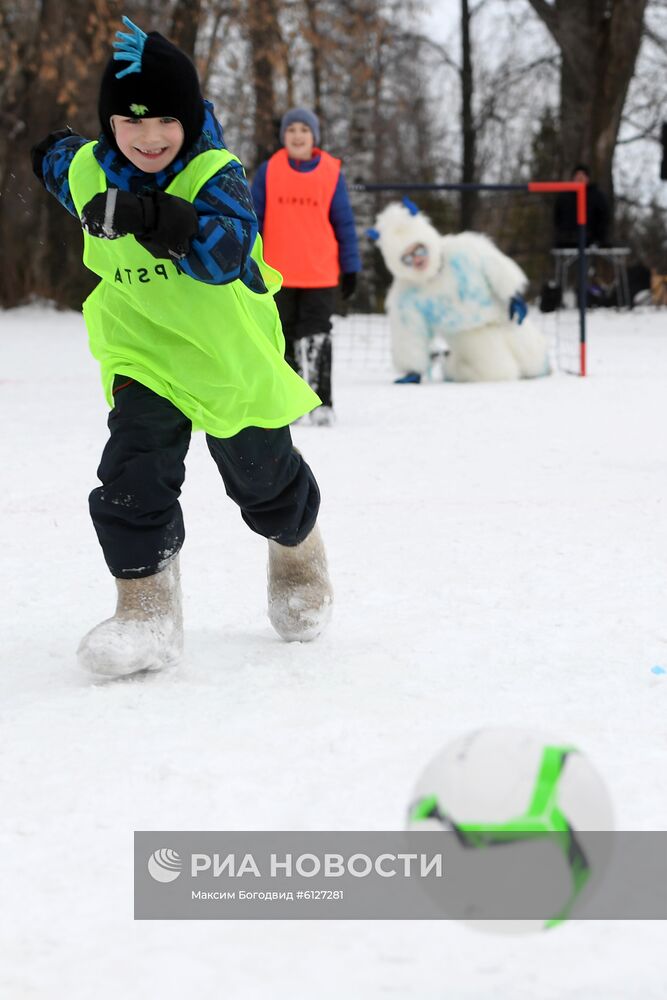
[553,183,609,248]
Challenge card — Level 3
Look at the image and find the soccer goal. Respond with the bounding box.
[343,180,589,379]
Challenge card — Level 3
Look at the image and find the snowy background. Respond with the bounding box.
[1,304,666,998]
[423,0,667,213]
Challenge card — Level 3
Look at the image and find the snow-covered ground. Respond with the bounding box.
[1,304,666,999]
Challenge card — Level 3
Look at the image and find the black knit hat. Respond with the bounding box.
[99,16,204,155]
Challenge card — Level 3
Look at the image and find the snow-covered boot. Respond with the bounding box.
[77,558,183,677]
[267,525,333,641]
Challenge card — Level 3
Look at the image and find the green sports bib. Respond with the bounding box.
[68,142,320,437]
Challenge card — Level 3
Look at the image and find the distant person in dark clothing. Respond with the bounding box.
[553,164,609,248]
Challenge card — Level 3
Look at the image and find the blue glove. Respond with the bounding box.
[509,294,527,325]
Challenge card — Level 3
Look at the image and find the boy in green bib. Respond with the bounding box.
[31,17,333,677]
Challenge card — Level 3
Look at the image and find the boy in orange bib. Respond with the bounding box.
[251,109,361,426]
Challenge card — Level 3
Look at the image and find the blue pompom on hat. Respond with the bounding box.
[279,108,320,145]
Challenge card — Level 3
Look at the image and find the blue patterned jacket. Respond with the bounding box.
[38,101,267,292]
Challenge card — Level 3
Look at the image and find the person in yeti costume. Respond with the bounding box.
[370,200,550,383]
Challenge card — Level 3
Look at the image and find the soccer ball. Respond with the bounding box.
[406,728,614,932]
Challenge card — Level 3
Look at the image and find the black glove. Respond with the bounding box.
[136,191,199,260]
[340,272,357,300]
[81,189,199,259]
[31,127,74,182]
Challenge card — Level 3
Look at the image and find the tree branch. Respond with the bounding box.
[643,24,667,53]
[526,0,560,41]
[399,30,460,71]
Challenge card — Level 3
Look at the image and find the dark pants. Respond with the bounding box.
[89,377,321,579]
[275,286,336,407]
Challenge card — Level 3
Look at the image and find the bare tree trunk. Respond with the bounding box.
[304,0,323,119]
[170,0,203,57]
[460,0,477,229]
[199,1,234,93]
[0,0,123,308]
[527,0,648,213]
[246,0,281,167]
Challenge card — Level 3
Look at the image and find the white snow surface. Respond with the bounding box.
[1,304,666,999]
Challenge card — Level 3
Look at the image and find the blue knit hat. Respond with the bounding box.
[280,108,320,145]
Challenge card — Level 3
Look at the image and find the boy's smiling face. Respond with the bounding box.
[283,122,314,161]
[110,115,184,172]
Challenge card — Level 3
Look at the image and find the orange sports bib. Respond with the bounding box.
[263,148,341,287]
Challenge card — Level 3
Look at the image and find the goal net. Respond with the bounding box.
[342,182,588,380]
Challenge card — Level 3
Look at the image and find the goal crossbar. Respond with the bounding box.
[352,180,589,376]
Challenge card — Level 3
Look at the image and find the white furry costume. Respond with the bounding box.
[372,202,550,382]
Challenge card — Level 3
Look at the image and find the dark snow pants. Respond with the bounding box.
[89,376,321,579]
[275,286,336,407]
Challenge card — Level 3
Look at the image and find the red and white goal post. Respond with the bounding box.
[349,180,588,377]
